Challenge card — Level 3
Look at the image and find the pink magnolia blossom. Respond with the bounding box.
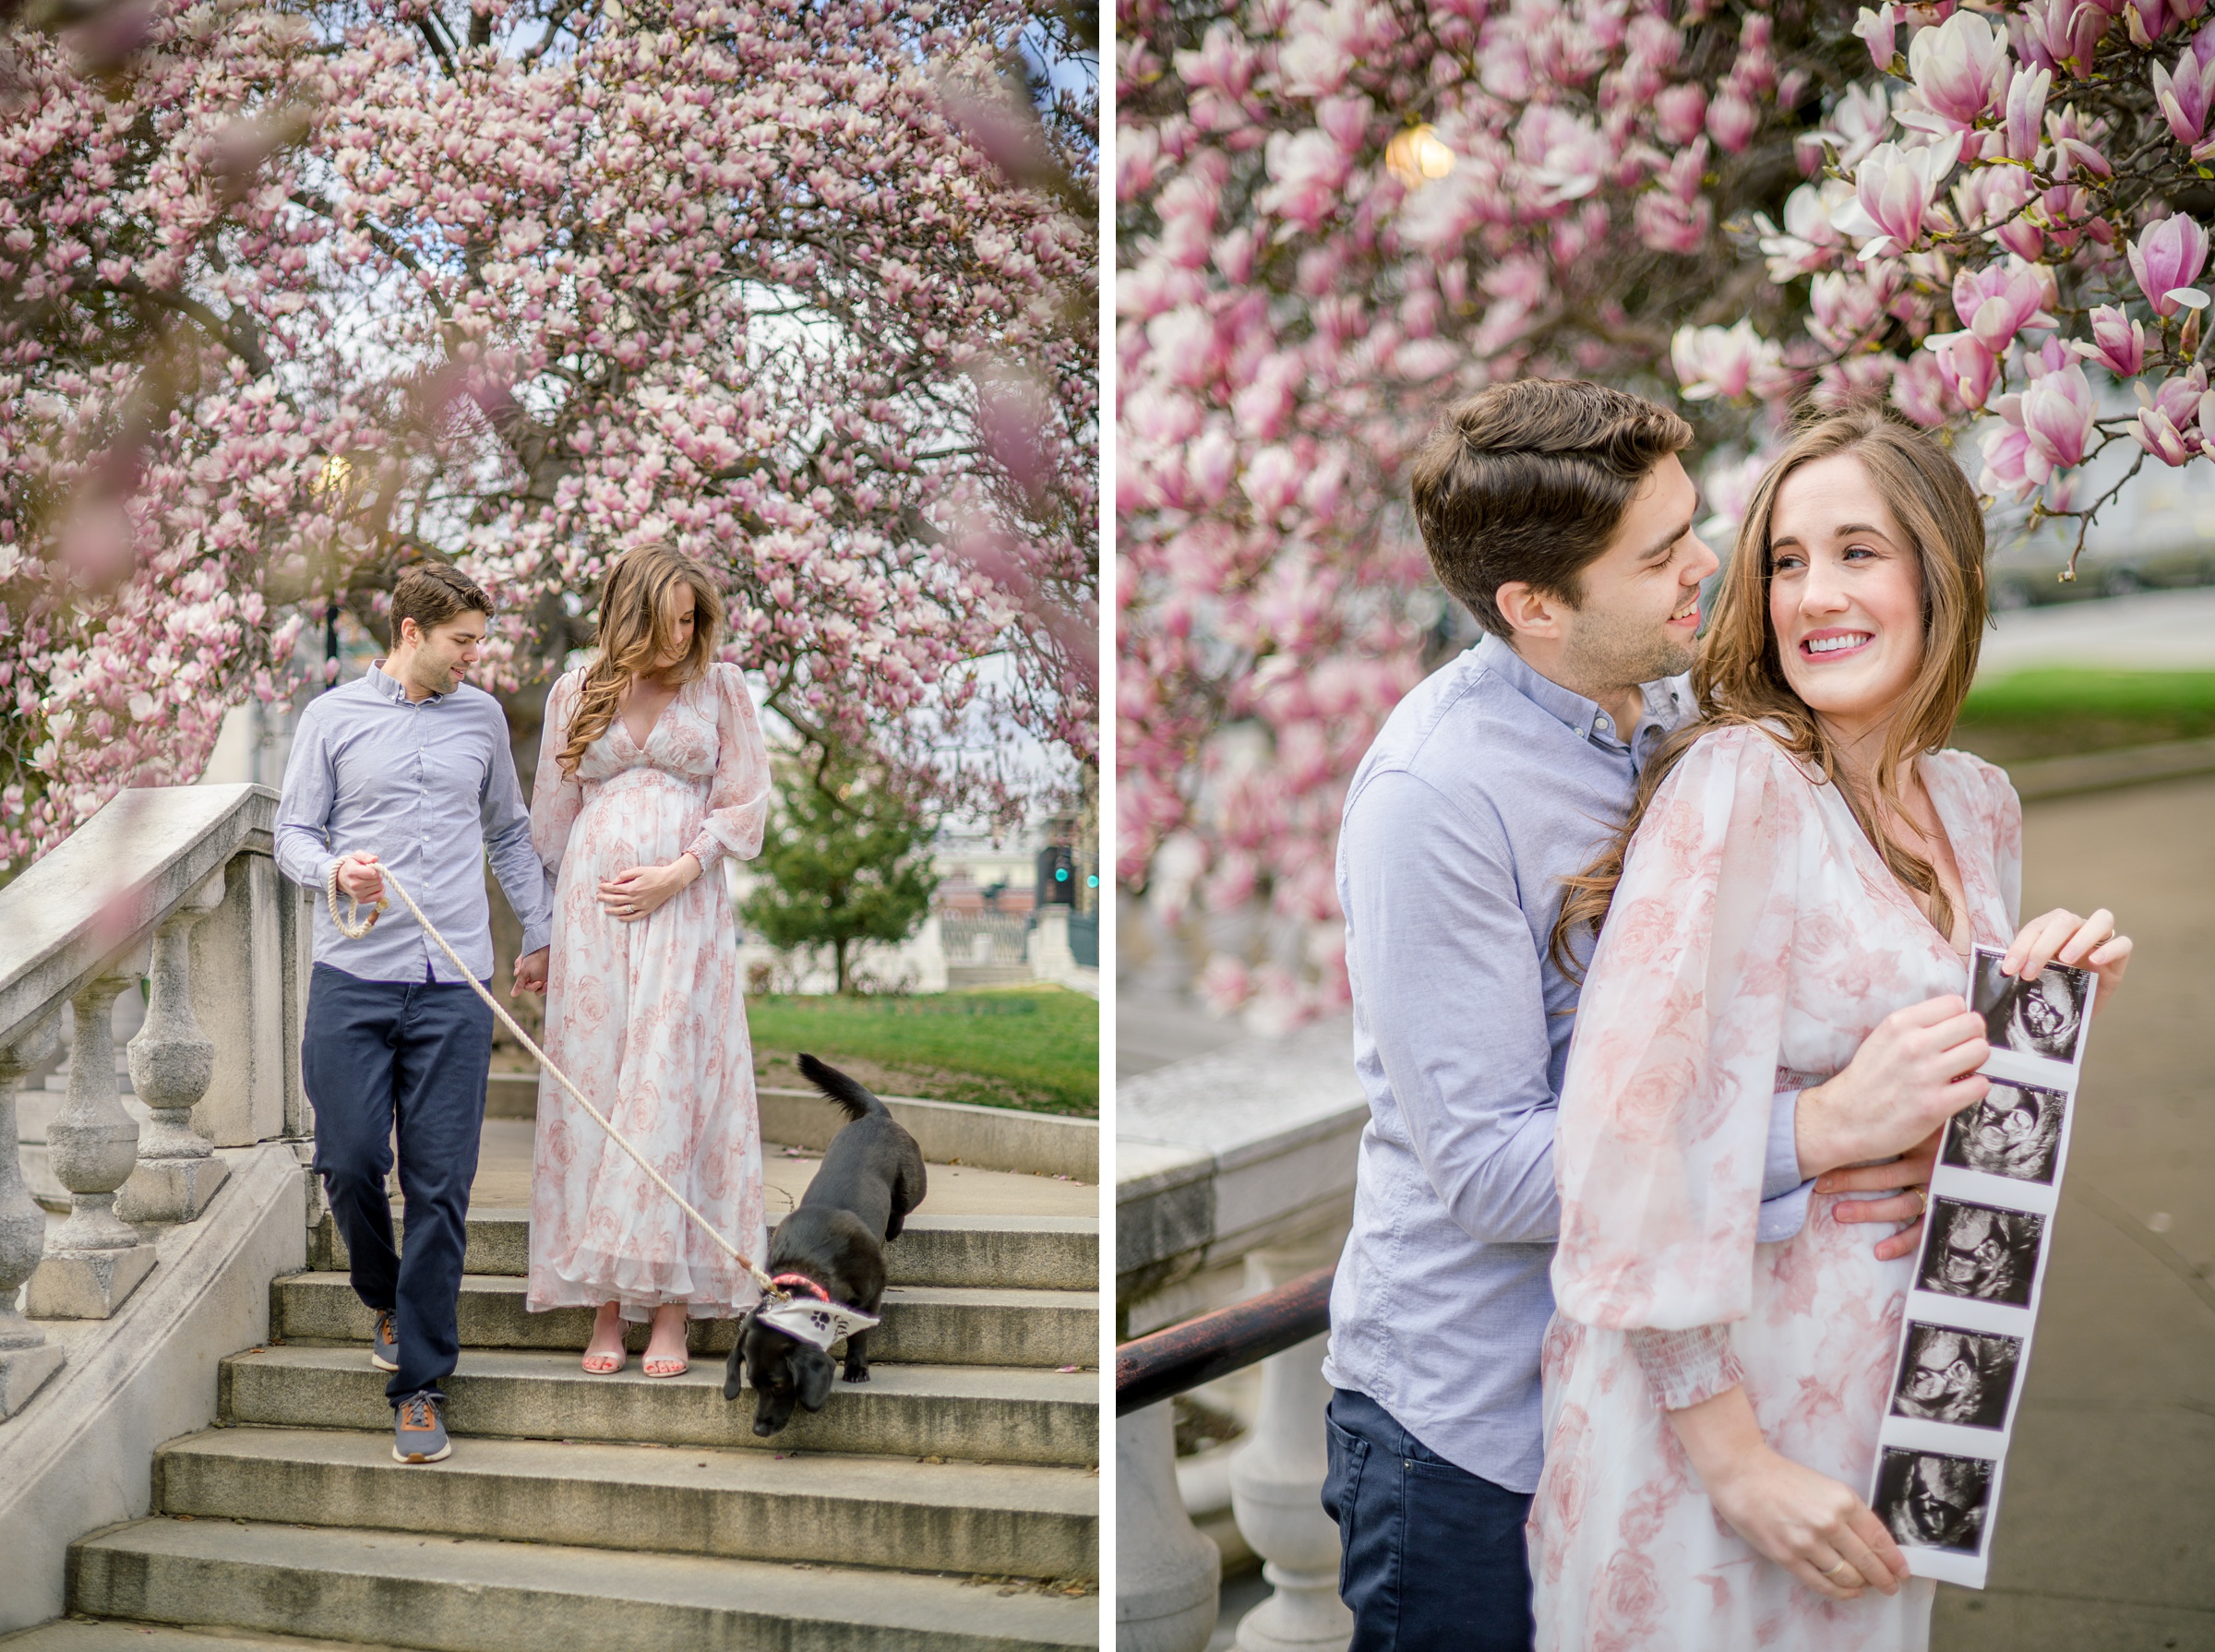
[1951,258,2059,352]
[1854,4,1898,71]
[2018,363,2099,468]
[1670,320,1787,402]
[1706,90,1758,152]
[1653,84,1707,147]
[1926,329,2000,408]
[2003,64,2053,162]
[1835,134,1964,258]
[1901,10,2011,133]
[2128,212,2212,316]
[2153,36,2215,143]
[2071,305,2149,376]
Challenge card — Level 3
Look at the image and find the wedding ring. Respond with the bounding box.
[1913,1187,1929,1217]
[1821,1560,1853,1581]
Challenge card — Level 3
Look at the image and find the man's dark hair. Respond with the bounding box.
[1407,380,1695,638]
[389,562,493,643]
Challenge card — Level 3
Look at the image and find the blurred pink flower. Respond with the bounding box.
[1670,320,1787,401]
[1706,90,1758,152]
[1653,83,1707,147]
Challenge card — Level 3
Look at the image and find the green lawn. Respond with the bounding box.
[746,985,1099,1118]
[1953,669,2215,763]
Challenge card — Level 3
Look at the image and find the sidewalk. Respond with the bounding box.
[1935,772,2215,1647]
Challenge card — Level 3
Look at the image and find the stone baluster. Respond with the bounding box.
[117,873,229,1224]
[1228,1248,1353,1652]
[1117,1398,1222,1652]
[25,968,158,1319]
[0,1017,66,1417]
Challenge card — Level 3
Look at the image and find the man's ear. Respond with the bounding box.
[1493,580,1569,644]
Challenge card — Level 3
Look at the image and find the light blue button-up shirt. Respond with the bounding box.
[1321,634,1810,1493]
[273,662,554,984]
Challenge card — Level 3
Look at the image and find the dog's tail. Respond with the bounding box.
[796,1053,889,1123]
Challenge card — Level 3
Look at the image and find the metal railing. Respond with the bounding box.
[1114,1264,1334,1417]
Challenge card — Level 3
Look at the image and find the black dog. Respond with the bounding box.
[724,1054,927,1436]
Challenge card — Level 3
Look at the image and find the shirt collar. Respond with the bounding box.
[367,660,446,705]
[1471,632,1691,754]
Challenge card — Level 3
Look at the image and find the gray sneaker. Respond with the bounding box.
[370,1308,399,1372]
[392,1391,450,1464]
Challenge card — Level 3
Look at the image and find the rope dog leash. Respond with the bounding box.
[325,857,786,1305]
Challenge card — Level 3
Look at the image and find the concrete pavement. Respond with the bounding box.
[1934,772,2215,1648]
[1979,586,2215,676]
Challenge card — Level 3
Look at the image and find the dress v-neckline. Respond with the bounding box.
[617,677,683,754]
[1827,754,1977,962]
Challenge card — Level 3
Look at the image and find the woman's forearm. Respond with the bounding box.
[1663,1382,1768,1494]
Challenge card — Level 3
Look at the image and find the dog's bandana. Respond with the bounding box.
[755,1273,880,1350]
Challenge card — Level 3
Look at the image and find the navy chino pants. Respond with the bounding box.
[1322,1387,1537,1652]
[302,962,493,1406]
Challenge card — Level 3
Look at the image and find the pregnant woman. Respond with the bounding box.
[527,544,772,1378]
[1528,409,2131,1648]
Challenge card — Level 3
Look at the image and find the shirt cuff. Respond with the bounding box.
[1757,1088,1814,1244]
[1626,1325,1746,1412]
[519,916,552,959]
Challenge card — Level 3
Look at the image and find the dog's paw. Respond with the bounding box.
[842,1367,871,1384]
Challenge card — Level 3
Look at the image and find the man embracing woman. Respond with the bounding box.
[277,545,772,1464]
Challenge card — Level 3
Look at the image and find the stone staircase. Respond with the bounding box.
[11,1203,1100,1651]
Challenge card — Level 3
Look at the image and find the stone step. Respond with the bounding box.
[0,1621,406,1652]
[308,1208,1097,1292]
[220,1346,1099,1467]
[154,1427,1097,1580]
[69,1518,1098,1651]
[271,1273,1098,1371]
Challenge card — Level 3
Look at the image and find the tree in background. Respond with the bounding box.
[1119,0,2215,1025]
[740,741,941,994]
[1,0,1096,873]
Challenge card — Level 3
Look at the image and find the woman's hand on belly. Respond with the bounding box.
[599,854,701,923]
[1666,1383,1910,1601]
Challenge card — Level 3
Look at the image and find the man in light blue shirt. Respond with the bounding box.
[1320,382,1995,1648]
[276,563,555,1464]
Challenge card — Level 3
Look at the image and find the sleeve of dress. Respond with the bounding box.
[1625,1325,1748,1411]
[530,672,585,878]
[1550,724,1807,1332]
[683,664,771,872]
[1988,761,2024,931]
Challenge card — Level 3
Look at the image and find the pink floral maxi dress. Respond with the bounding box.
[1529,724,2023,1651]
[526,662,772,1322]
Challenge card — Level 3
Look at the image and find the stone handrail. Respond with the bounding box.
[1,784,310,1419]
[1117,1015,1366,1652]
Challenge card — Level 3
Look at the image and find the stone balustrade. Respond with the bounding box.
[1118,1015,1366,1652]
[0,784,310,1418]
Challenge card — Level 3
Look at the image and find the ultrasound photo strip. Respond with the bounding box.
[1868,947,2098,1589]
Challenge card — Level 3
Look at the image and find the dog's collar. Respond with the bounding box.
[772,1273,832,1305]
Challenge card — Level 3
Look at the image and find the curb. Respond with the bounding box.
[2001,736,2215,802]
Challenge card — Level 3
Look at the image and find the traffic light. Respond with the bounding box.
[1036,845,1076,906]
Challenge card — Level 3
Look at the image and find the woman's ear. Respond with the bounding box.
[796,1347,835,1412]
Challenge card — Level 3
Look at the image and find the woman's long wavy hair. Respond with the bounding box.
[1550,407,1989,976]
[556,545,725,780]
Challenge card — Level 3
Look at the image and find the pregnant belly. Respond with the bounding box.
[569,772,703,876]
